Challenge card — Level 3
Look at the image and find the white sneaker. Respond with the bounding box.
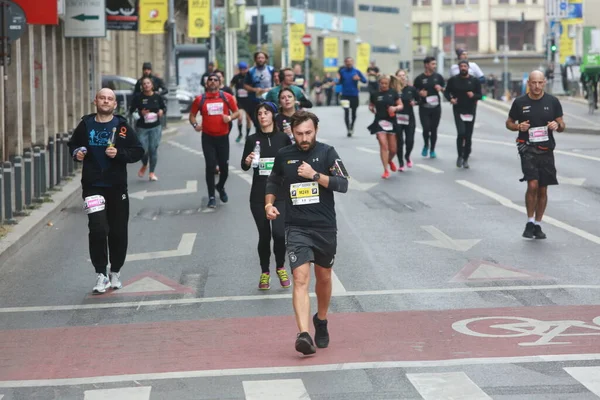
[110,272,123,289]
[93,274,110,294]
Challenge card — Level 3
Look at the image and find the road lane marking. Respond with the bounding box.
[129,180,198,200]
[4,354,600,388]
[3,285,600,313]
[415,225,480,252]
[331,269,346,293]
[456,180,600,246]
[564,111,598,126]
[407,372,491,400]
[557,175,586,186]
[165,140,204,156]
[564,367,600,396]
[414,164,445,174]
[84,386,152,400]
[356,146,379,154]
[243,379,310,400]
[126,233,197,262]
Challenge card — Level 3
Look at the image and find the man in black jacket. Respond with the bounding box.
[134,62,168,96]
[68,88,144,294]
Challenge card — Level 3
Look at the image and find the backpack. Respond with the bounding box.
[248,65,275,89]
[198,90,233,112]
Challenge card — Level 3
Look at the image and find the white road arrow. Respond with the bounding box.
[126,233,197,262]
[557,176,586,186]
[349,177,378,192]
[414,225,481,252]
[130,180,198,200]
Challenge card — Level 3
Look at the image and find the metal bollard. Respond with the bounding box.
[33,147,41,201]
[0,165,3,224]
[3,161,16,223]
[48,137,55,188]
[40,146,47,195]
[55,133,62,185]
[61,133,69,179]
[66,131,75,176]
[23,151,32,206]
[13,156,23,214]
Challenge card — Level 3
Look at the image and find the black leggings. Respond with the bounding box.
[396,119,416,165]
[201,133,230,198]
[453,111,476,160]
[419,106,442,151]
[250,201,286,273]
[83,186,130,274]
[342,95,359,130]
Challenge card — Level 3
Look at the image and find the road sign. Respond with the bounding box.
[546,0,569,19]
[301,33,312,46]
[2,1,27,41]
[64,0,106,38]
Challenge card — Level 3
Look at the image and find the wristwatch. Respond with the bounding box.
[191,122,198,128]
[312,173,320,181]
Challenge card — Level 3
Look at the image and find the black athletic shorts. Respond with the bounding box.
[519,150,558,187]
[340,95,359,109]
[239,99,254,114]
[285,226,337,270]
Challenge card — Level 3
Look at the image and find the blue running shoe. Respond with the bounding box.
[421,146,428,157]
[430,151,437,159]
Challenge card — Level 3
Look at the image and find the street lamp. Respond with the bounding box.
[166,0,181,120]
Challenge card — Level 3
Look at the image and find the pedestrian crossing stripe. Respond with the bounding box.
[84,386,151,399]
[243,379,310,400]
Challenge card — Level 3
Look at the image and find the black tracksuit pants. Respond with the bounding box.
[250,201,286,273]
[202,133,230,198]
[396,119,416,165]
[453,111,476,160]
[419,106,441,151]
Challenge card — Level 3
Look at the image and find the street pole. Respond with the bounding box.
[304,0,309,90]
[210,0,216,63]
[166,0,181,120]
[336,0,341,67]
[503,18,509,98]
[257,0,261,50]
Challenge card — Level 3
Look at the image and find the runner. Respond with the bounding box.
[243,52,275,129]
[241,102,292,290]
[133,62,167,96]
[413,56,445,158]
[67,88,144,294]
[368,75,403,179]
[338,57,367,137]
[129,76,166,181]
[215,70,234,96]
[230,61,253,142]
[189,72,240,209]
[505,70,565,239]
[394,69,418,171]
[293,64,307,91]
[265,68,313,109]
[444,60,482,169]
[312,75,324,106]
[275,87,298,143]
[201,61,216,92]
[265,110,349,355]
[366,60,380,94]
[450,49,484,81]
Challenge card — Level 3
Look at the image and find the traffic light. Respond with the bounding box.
[250,15,268,46]
[550,38,557,56]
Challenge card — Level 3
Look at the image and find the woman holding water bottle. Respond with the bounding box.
[241,102,293,290]
[275,88,298,143]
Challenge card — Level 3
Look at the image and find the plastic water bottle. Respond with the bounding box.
[251,141,260,168]
[283,120,294,143]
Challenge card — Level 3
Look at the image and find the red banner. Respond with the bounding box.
[12,0,58,25]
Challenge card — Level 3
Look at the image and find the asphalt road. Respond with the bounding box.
[2,100,600,399]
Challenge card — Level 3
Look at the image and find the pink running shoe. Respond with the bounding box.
[382,170,390,179]
[406,159,413,168]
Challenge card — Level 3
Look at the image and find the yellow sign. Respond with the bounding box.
[139,0,168,35]
[290,23,306,62]
[559,18,583,64]
[188,0,210,38]
[356,43,371,75]
[323,37,339,72]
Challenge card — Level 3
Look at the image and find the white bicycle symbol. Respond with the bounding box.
[452,316,600,346]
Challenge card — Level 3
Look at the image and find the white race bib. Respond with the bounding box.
[237,89,248,98]
[396,114,410,125]
[378,120,394,132]
[144,112,158,124]
[290,182,320,205]
[368,75,377,82]
[83,195,105,215]
[207,102,224,116]
[460,114,474,122]
[528,126,549,143]
[294,78,305,86]
[258,157,275,176]
[340,99,350,109]
[426,95,439,106]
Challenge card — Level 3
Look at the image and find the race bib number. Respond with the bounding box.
[378,120,394,132]
[83,195,105,215]
[258,157,275,176]
[144,112,158,124]
[207,102,224,116]
[340,99,350,109]
[426,95,439,106]
[295,78,305,86]
[237,89,248,98]
[460,114,474,122]
[396,114,410,125]
[368,75,377,83]
[290,182,320,205]
[529,126,549,143]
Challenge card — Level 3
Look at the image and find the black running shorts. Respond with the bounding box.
[285,226,337,270]
[519,150,558,187]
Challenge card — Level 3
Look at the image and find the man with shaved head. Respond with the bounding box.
[68,88,144,294]
[506,70,565,239]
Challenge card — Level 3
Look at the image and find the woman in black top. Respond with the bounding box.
[241,102,292,291]
[394,69,418,171]
[130,76,166,181]
[368,75,404,179]
[274,88,297,144]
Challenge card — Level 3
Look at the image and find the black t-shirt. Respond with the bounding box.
[508,93,563,150]
[370,89,400,121]
[413,72,446,108]
[241,130,292,203]
[399,85,418,117]
[221,86,234,96]
[444,75,482,114]
[312,80,323,93]
[230,73,249,100]
[130,93,166,129]
[267,142,346,230]
[367,67,380,84]
[294,74,306,89]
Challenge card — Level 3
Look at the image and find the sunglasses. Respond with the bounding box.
[207,77,219,82]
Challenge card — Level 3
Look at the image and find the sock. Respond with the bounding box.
[246,127,251,138]
[237,124,242,135]
[263,272,270,275]
[534,221,541,226]
[528,217,535,223]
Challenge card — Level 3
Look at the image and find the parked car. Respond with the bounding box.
[102,75,194,115]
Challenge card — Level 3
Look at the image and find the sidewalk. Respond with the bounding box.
[0,124,182,267]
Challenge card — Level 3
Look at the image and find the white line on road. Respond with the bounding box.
[415,225,481,252]
[414,164,445,174]
[557,175,586,186]
[331,270,346,293]
[407,372,491,400]
[4,353,600,388]
[355,146,379,154]
[129,180,198,200]
[5,284,600,313]
[456,180,600,246]
[165,140,204,156]
[243,379,310,400]
[84,386,152,400]
[126,233,197,262]
[564,367,600,396]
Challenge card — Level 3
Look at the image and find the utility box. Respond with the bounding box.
[175,44,210,96]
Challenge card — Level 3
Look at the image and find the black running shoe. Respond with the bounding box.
[456,157,464,168]
[533,224,547,239]
[522,222,535,238]
[313,313,330,348]
[295,332,316,355]
[463,159,470,169]
[217,187,228,203]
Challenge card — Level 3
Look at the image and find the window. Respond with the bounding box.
[496,20,535,51]
[245,0,280,5]
[456,0,466,4]
[413,23,431,53]
[443,0,452,5]
[498,0,509,3]
[470,0,478,3]
[421,0,431,5]
[413,0,418,4]
[517,0,525,3]
[443,22,478,53]
[291,0,354,16]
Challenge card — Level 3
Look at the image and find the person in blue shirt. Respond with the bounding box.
[337,57,367,137]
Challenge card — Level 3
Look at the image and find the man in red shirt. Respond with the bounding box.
[189,73,240,208]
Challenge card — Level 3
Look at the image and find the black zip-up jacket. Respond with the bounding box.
[241,129,292,203]
[68,114,144,190]
[444,74,482,115]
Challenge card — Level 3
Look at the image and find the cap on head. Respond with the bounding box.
[456,48,466,58]
[142,62,152,70]
[238,61,248,69]
[255,101,278,118]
